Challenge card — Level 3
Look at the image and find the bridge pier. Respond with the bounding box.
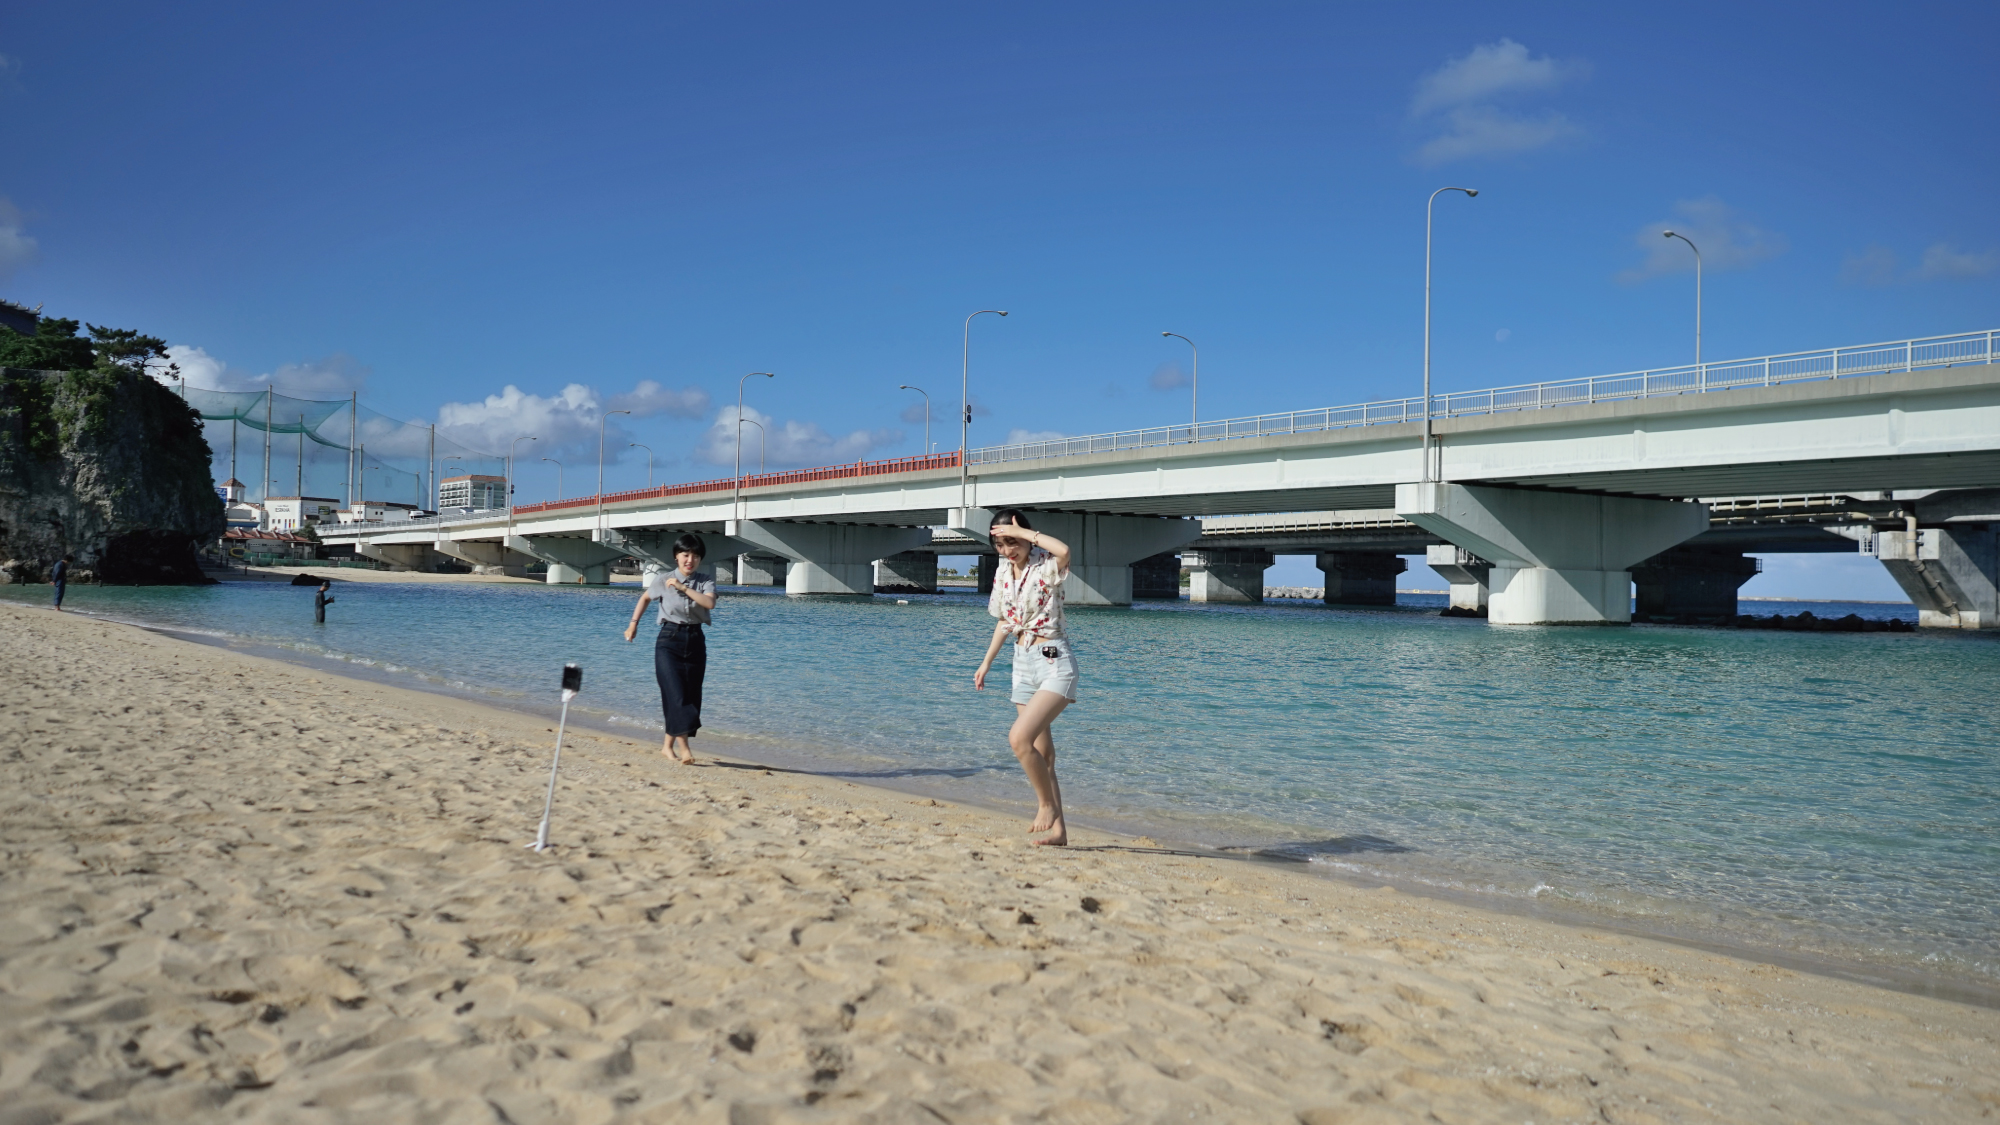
[874,551,938,594]
[1316,551,1406,606]
[356,541,440,572]
[433,539,531,577]
[1632,547,1761,623]
[601,529,749,581]
[948,509,1202,606]
[1397,483,1709,625]
[1187,549,1271,604]
[1425,545,1490,612]
[1873,525,1998,629]
[1132,551,1183,599]
[726,520,933,595]
[975,552,1000,595]
[505,534,624,585]
[733,554,787,586]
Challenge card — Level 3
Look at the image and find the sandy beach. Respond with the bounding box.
[2,601,1996,1123]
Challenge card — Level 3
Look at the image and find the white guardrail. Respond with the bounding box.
[966,329,1998,468]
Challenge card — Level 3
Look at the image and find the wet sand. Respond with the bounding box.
[2,600,1996,1122]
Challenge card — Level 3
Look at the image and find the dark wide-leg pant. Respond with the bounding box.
[654,622,707,737]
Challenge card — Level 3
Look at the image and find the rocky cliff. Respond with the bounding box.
[0,366,223,584]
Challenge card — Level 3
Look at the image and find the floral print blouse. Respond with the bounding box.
[988,546,1066,641]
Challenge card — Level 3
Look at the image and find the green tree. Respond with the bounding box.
[87,323,173,377]
[0,317,97,371]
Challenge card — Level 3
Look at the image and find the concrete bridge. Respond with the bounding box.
[322,329,2000,628]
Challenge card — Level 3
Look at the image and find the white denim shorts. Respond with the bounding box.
[1011,638,1079,704]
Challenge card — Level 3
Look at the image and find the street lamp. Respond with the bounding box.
[898,384,931,454]
[1662,230,1702,368]
[1160,332,1198,438]
[596,408,633,539]
[506,435,537,538]
[735,372,775,522]
[542,457,564,500]
[1423,186,1478,484]
[960,310,1007,507]
[629,443,653,487]
[741,418,767,472]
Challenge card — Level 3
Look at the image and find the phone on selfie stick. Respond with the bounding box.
[529,664,584,853]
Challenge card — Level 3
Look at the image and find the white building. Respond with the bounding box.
[439,474,506,511]
[264,496,343,532]
[335,499,423,525]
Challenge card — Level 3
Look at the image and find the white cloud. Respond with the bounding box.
[899,399,935,424]
[435,383,615,459]
[0,197,38,281]
[1408,40,1585,166]
[1150,361,1190,391]
[1004,429,1068,445]
[608,379,710,418]
[162,344,371,396]
[1618,196,1787,283]
[1841,245,1900,287]
[1411,39,1571,116]
[695,404,900,469]
[1915,242,1998,281]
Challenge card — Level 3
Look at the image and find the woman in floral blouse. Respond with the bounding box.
[973,509,1077,846]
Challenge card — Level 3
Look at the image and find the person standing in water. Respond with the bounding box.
[973,509,1077,846]
[313,581,336,624]
[51,554,71,611]
[624,534,716,764]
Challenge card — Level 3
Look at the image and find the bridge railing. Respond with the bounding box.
[968,329,1997,467]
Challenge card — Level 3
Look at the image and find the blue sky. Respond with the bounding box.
[4,3,1994,596]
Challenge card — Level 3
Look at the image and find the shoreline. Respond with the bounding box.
[4,600,1997,1119]
[13,595,1996,1010]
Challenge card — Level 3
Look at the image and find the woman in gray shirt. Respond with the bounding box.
[623,533,718,763]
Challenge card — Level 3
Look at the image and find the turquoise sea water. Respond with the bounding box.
[9,578,1997,998]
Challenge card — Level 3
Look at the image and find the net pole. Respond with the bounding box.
[429,424,436,515]
[230,418,238,492]
[296,416,304,504]
[346,393,356,509]
[263,388,273,504]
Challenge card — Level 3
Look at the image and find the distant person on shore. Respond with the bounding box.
[973,510,1076,846]
[624,534,717,764]
[314,581,336,624]
[51,554,71,611]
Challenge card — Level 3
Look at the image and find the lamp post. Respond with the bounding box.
[1661,229,1702,368]
[542,457,564,500]
[960,310,1007,507]
[1160,332,1198,439]
[628,443,653,487]
[506,435,538,538]
[735,372,775,522]
[596,408,632,539]
[1423,186,1478,484]
[898,384,932,454]
[741,418,767,472]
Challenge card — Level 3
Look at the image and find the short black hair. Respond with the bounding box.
[673,533,707,560]
[988,508,1033,532]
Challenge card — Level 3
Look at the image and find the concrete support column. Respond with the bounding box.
[1872,526,1998,629]
[1631,548,1762,623]
[1131,551,1183,600]
[434,538,532,577]
[1425,545,1490,612]
[1186,549,1273,604]
[1396,482,1710,625]
[713,556,736,585]
[1315,551,1406,606]
[975,553,1000,595]
[726,520,934,596]
[947,508,1203,606]
[735,554,787,586]
[355,541,440,572]
[505,534,624,585]
[601,529,748,580]
[874,551,939,594]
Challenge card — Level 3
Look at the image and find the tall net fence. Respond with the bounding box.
[179,387,504,510]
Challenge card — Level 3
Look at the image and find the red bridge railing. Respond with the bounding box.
[508,450,961,517]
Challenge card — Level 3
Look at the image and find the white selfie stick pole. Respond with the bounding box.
[529,665,582,853]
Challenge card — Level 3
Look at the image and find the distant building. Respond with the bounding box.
[0,298,39,336]
[264,496,342,532]
[335,499,422,525]
[438,473,506,511]
[220,528,318,561]
[218,477,245,502]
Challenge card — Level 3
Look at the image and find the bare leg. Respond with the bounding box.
[662,733,694,763]
[1010,691,1070,845]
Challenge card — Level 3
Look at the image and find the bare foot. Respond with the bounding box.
[1029,805,1058,833]
[1032,817,1067,847]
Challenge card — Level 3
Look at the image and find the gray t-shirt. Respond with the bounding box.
[645,569,716,625]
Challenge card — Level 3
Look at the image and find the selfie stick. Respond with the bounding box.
[529,663,584,853]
